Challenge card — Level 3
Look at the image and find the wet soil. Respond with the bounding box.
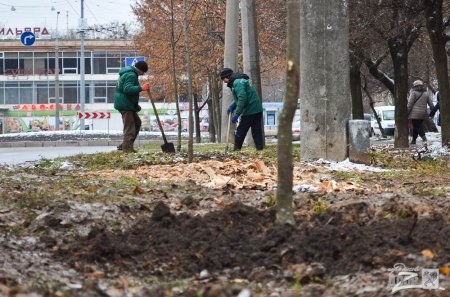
[56,200,449,281]
[1,151,450,296]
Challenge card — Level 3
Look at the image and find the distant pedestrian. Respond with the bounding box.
[429,91,441,126]
[407,80,434,144]
[220,68,264,151]
[114,61,150,153]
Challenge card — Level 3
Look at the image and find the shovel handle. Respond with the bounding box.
[146,89,168,144]
[225,112,232,151]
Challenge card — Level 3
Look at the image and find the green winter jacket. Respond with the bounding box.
[114,66,142,112]
[228,74,263,116]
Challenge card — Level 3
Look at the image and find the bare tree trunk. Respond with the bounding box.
[350,51,364,119]
[424,0,450,146]
[241,0,265,148]
[364,57,395,95]
[363,75,386,138]
[276,0,300,225]
[212,75,222,140]
[207,91,216,142]
[170,0,182,152]
[388,31,417,148]
[183,0,194,162]
[221,0,239,143]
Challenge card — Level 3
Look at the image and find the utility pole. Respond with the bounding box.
[300,0,351,162]
[55,11,61,131]
[79,0,86,130]
[241,0,264,147]
[221,0,239,143]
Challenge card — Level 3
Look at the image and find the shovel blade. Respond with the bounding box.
[161,142,176,153]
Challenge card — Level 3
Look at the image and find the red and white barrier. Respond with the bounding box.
[77,112,111,119]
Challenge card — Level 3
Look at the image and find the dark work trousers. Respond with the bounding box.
[234,112,263,151]
[411,119,425,141]
[119,111,141,152]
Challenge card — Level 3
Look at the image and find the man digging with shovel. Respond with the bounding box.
[114,61,150,153]
[220,68,264,151]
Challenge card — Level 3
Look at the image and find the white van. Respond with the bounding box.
[371,106,395,136]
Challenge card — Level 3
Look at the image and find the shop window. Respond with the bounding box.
[63,83,78,104]
[37,83,49,104]
[63,57,77,74]
[107,51,121,73]
[48,83,63,103]
[34,58,46,75]
[93,51,106,74]
[0,82,4,104]
[107,84,116,103]
[20,83,33,104]
[5,82,19,104]
[77,57,91,74]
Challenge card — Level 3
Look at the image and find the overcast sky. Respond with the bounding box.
[0,0,136,35]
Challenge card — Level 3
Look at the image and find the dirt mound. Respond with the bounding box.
[56,201,450,279]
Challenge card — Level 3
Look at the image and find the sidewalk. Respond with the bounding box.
[0,139,159,148]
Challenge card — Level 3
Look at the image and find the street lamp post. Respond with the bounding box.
[55,11,61,131]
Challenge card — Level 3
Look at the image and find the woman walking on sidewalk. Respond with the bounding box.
[407,80,434,145]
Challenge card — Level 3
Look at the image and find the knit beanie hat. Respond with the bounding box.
[220,68,234,79]
[134,61,148,73]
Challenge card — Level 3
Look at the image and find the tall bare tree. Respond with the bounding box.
[276,0,299,225]
[183,0,194,162]
[423,0,450,145]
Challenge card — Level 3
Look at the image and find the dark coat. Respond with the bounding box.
[429,92,441,126]
[227,73,263,116]
[114,66,142,112]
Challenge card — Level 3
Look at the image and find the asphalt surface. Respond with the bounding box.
[0,146,117,166]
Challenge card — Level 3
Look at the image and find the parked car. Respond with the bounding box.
[371,106,395,136]
[292,117,301,141]
[200,118,209,132]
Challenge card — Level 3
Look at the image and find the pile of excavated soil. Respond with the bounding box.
[56,200,450,280]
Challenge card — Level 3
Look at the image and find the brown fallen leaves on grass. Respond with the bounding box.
[90,159,363,193]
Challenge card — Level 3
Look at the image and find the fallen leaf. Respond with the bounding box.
[233,278,248,284]
[439,266,449,276]
[85,271,105,279]
[421,249,436,259]
[133,186,145,195]
[86,185,97,193]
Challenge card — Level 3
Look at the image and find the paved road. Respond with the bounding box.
[0,146,117,166]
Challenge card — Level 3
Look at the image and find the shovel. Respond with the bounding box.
[225,112,232,153]
[146,89,175,153]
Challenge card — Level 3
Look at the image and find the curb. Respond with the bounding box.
[0,139,157,148]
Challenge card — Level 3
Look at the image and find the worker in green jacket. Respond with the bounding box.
[220,68,264,151]
[114,61,150,153]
